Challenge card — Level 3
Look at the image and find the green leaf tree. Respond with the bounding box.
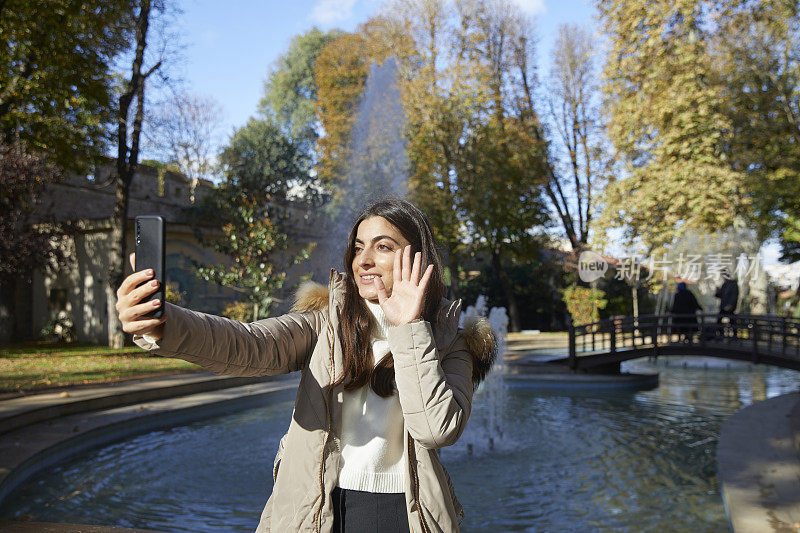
[218,118,311,202]
[259,27,345,162]
[223,29,343,207]
[597,0,749,252]
[194,195,314,320]
[713,0,800,256]
[0,0,134,170]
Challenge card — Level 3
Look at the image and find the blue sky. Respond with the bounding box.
[173,0,598,139]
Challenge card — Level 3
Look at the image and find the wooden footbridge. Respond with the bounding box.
[567,314,800,372]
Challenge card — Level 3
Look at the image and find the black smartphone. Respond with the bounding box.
[135,215,166,319]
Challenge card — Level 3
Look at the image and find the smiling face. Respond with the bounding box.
[351,216,411,302]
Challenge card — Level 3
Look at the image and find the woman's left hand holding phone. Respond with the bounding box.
[116,252,167,340]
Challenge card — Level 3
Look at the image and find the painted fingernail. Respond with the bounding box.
[151,280,158,287]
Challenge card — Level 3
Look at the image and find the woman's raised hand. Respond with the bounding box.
[374,245,434,327]
[115,253,166,340]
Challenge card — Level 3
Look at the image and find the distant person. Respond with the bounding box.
[715,268,740,338]
[115,198,497,532]
[671,282,702,342]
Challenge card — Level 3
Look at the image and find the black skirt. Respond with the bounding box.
[331,487,410,533]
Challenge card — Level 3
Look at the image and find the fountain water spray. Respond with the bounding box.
[444,296,508,456]
[316,58,409,272]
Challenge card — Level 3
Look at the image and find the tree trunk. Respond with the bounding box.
[0,280,16,342]
[491,248,521,332]
[106,0,154,348]
[447,252,460,301]
[107,175,133,348]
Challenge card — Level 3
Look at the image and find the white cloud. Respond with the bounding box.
[310,0,360,25]
[510,0,547,16]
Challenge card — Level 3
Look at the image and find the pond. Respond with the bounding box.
[2,357,798,532]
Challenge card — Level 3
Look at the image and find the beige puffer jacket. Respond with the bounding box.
[147,270,497,532]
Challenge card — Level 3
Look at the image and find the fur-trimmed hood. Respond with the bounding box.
[292,279,498,384]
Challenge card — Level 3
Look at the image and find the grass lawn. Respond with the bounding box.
[0,332,566,395]
[506,331,568,342]
[506,331,569,352]
[0,342,200,394]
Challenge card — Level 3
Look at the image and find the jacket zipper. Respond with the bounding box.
[313,306,338,532]
[408,433,432,533]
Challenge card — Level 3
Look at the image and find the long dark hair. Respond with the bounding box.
[334,198,445,397]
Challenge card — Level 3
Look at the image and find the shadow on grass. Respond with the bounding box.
[0,359,199,393]
[0,342,144,359]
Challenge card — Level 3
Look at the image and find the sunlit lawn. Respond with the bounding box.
[0,333,566,394]
[506,331,568,346]
[0,342,200,394]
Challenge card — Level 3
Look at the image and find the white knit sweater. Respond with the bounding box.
[337,299,407,493]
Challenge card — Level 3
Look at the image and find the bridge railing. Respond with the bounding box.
[568,314,800,368]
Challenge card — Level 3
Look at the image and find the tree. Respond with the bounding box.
[217,118,313,203]
[383,0,478,297]
[259,27,345,162]
[314,18,427,224]
[713,0,800,255]
[713,0,800,311]
[0,136,63,283]
[193,194,314,320]
[192,122,317,317]
[781,216,800,262]
[0,0,134,170]
[596,0,799,253]
[460,255,570,330]
[314,33,372,194]
[457,117,551,331]
[144,90,224,200]
[222,29,343,208]
[312,0,553,327]
[107,0,171,348]
[598,0,748,251]
[318,2,452,268]
[450,0,551,331]
[562,285,608,326]
[363,1,555,316]
[546,24,613,251]
[188,30,342,313]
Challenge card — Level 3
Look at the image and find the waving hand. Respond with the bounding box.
[374,245,433,326]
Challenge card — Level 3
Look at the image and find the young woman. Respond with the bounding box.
[116,198,497,532]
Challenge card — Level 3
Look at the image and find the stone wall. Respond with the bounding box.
[1,162,333,344]
[38,163,213,224]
